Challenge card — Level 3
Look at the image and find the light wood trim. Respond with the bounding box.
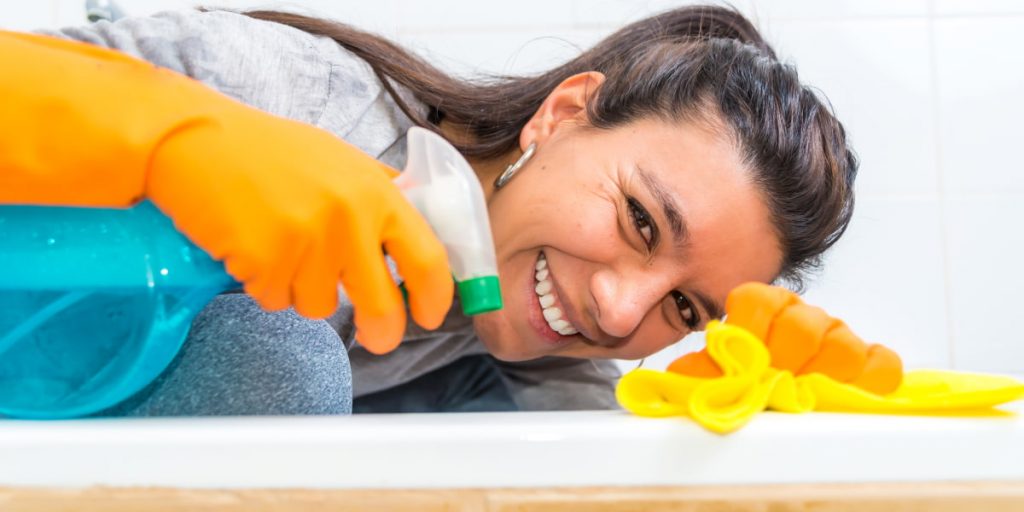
[2,481,1023,512]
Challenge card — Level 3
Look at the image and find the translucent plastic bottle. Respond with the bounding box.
[0,202,235,418]
[0,127,500,418]
[396,127,502,315]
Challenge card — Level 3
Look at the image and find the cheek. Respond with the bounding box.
[621,321,683,360]
[545,195,624,261]
[492,185,621,263]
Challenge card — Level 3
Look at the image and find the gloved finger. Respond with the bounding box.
[4,30,143,65]
[222,252,259,284]
[380,194,453,330]
[351,296,406,355]
[667,350,723,378]
[851,344,903,395]
[798,322,868,382]
[764,304,831,372]
[372,159,402,180]
[341,229,406,354]
[240,229,308,312]
[290,239,340,319]
[724,282,801,341]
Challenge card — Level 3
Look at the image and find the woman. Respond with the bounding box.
[0,5,855,415]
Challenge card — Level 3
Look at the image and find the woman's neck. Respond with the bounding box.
[437,120,519,203]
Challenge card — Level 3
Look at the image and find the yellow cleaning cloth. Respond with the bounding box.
[616,321,1024,434]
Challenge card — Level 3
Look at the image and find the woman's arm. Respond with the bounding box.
[41,9,339,128]
[0,15,453,351]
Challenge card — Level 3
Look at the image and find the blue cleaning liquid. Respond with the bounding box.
[0,202,236,418]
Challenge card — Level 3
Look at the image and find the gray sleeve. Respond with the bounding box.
[496,357,623,411]
[39,9,387,138]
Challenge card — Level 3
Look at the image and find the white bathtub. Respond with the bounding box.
[1,402,1022,489]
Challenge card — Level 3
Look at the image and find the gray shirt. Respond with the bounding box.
[44,9,620,410]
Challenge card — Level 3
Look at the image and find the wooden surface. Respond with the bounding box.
[2,482,1024,511]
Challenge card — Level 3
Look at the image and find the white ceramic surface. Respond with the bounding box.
[1,404,1022,489]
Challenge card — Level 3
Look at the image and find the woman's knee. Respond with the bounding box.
[100,294,352,417]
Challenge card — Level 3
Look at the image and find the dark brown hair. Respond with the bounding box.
[242,5,857,290]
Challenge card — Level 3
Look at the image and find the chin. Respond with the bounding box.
[471,314,540,362]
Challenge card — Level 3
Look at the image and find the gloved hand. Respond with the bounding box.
[0,30,452,353]
[667,282,903,394]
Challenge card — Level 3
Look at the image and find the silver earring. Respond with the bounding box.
[493,142,536,190]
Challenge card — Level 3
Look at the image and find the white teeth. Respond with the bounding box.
[542,306,563,322]
[535,279,552,295]
[549,319,570,331]
[534,253,576,337]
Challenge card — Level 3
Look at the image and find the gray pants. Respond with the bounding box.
[97,294,353,417]
[354,354,517,413]
[95,294,518,417]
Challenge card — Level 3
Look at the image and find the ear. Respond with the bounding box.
[519,71,606,151]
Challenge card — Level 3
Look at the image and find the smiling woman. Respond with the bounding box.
[23,3,855,415]
[253,6,852,364]
[251,4,856,396]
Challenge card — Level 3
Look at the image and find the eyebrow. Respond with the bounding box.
[635,166,724,322]
[636,166,687,248]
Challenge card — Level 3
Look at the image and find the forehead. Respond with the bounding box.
[620,116,740,174]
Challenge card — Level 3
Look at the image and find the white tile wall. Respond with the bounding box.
[801,197,951,369]
[740,0,930,21]
[570,0,726,26]
[933,17,1024,194]
[5,1,1022,373]
[932,15,1024,372]
[395,28,606,77]
[766,18,938,197]
[398,0,575,31]
[0,2,53,30]
[945,195,1024,372]
[932,0,1024,16]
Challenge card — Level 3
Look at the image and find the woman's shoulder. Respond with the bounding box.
[166,9,420,160]
[45,9,399,142]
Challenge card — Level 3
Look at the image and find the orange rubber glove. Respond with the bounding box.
[668,282,903,395]
[0,30,453,353]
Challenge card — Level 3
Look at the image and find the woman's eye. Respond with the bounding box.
[671,290,700,329]
[627,197,656,249]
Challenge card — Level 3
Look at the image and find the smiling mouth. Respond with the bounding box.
[534,253,579,336]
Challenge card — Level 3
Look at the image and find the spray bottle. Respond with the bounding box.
[0,127,501,418]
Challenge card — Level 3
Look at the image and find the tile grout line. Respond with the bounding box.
[925,1,958,370]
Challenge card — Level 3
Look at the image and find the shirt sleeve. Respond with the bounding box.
[38,9,383,136]
[495,357,623,411]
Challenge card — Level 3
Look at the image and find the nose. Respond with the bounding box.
[589,267,663,339]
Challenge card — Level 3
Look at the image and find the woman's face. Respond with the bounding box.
[470,82,783,361]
